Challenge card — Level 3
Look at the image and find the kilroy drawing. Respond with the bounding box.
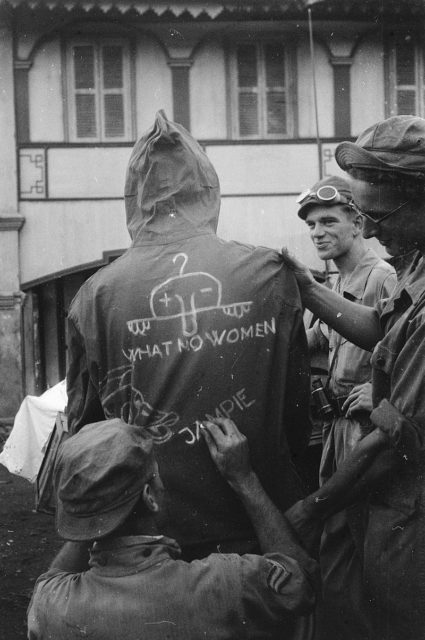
[127,253,253,338]
[101,366,179,444]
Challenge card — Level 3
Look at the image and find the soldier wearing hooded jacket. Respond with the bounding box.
[66,111,312,558]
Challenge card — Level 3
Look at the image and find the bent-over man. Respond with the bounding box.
[27,418,319,640]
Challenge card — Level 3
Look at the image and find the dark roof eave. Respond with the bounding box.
[2,0,425,21]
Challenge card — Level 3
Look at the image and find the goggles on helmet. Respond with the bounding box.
[296,185,352,207]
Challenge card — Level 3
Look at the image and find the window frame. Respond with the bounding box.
[66,37,133,143]
[387,34,424,118]
[228,37,297,140]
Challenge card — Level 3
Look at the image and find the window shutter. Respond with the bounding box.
[397,90,416,115]
[233,41,292,138]
[237,45,259,136]
[101,45,125,138]
[74,45,95,89]
[102,45,123,88]
[75,95,97,138]
[68,40,131,142]
[265,43,287,134]
[73,45,97,138]
[396,42,415,85]
[104,95,125,137]
[395,41,417,115]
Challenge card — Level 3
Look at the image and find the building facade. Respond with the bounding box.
[0,0,422,420]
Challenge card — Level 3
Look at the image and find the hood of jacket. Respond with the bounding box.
[125,110,221,245]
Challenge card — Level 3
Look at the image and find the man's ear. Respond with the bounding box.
[353,212,363,235]
[142,483,159,513]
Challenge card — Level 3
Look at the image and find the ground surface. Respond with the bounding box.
[0,435,61,640]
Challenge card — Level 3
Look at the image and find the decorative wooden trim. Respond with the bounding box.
[384,33,392,119]
[0,292,24,309]
[221,192,300,198]
[17,136,356,149]
[168,58,192,131]
[19,148,46,199]
[129,37,137,143]
[290,44,299,138]
[14,60,33,70]
[0,216,25,231]
[167,57,193,68]
[331,61,351,137]
[14,61,32,143]
[61,36,70,142]
[20,197,124,202]
[330,56,353,66]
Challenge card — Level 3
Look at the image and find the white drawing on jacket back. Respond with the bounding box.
[127,253,253,338]
[102,366,178,443]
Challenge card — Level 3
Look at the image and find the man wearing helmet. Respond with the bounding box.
[297,175,396,640]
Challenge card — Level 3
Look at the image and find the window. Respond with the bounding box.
[230,41,295,138]
[67,40,132,142]
[388,35,425,117]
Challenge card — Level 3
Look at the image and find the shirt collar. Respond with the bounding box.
[402,255,425,304]
[381,255,425,319]
[90,535,182,576]
[338,248,382,300]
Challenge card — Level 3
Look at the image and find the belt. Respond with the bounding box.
[329,396,349,418]
[329,395,372,425]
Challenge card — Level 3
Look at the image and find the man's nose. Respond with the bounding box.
[312,223,325,237]
[362,217,379,239]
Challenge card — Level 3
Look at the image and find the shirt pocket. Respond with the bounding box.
[331,339,371,391]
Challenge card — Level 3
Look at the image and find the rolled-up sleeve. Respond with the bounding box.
[229,549,318,640]
[371,399,425,452]
[307,319,328,354]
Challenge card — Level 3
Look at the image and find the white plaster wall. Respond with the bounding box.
[20,191,388,284]
[351,33,385,136]
[191,38,227,139]
[20,138,389,283]
[47,147,131,198]
[19,200,130,285]
[206,143,322,194]
[217,194,324,269]
[0,231,21,290]
[135,35,173,135]
[297,36,334,138]
[19,196,324,283]
[44,143,327,200]
[29,38,64,142]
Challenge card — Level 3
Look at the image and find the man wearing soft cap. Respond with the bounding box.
[28,414,388,639]
[27,417,320,640]
[282,115,425,639]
